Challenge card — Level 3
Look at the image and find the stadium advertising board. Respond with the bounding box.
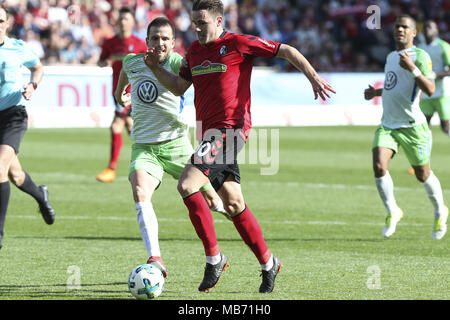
[23,66,447,127]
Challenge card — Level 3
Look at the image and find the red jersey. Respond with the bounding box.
[100,34,147,95]
[179,31,280,140]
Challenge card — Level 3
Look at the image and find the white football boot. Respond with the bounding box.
[432,206,448,240]
[382,208,404,238]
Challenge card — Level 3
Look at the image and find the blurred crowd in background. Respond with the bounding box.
[2,0,450,72]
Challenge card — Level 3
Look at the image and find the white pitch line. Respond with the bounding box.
[9,215,429,227]
[31,171,450,193]
[245,180,450,193]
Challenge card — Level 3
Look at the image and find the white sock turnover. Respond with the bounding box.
[422,171,446,219]
[135,202,160,257]
[374,171,400,214]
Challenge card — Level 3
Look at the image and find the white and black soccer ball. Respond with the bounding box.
[128,264,165,299]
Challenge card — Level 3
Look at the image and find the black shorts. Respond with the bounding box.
[191,128,246,191]
[0,105,28,154]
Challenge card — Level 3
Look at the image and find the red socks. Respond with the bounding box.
[183,192,220,256]
[109,132,123,170]
[183,192,271,265]
[232,205,271,265]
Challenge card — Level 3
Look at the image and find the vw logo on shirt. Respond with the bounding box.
[384,71,397,90]
[137,80,158,103]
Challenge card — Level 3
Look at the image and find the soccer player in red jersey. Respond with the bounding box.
[144,0,335,293]
[96,7,147,183]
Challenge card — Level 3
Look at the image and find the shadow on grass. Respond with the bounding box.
[10,234,410,242]
[0,282,130,300]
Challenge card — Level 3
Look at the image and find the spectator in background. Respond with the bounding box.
[1,0,449,71]
[254,3,276,38]
[60,40,80,64]
[261,21,281,43]
[78,35,100,64]
[133,17,147,40]
[71,13,94,45]
[16,12,38,39]
[224,2,240,34]
[92,12,115,45]
[24,29,45,59]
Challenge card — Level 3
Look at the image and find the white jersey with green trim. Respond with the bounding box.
[123,52,188,143]
[418,38,450,99]
[381,46,433,129]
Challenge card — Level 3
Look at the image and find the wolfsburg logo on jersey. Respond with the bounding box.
[137,80,158,103]
[191,60,227,76]
[384,71,397,90]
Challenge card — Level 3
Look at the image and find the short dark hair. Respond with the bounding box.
[119,7,134,17]
[396,14,416,30]
[192,0,224,17]
[147,16,176,38]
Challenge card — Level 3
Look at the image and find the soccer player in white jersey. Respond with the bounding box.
[114,17,228,277]
[407,20,450,175]
[364,15,448,240]
[419,20,450,135]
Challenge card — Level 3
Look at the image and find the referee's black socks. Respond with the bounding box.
[0,181,11,248]
[17,171,45,204]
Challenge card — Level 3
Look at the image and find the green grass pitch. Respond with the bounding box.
[0,126,449,300]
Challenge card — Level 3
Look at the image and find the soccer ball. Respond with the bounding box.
[128,264,165,299]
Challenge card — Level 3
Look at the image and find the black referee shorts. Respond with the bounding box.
[0,105,28,154]
[191,128,246,191]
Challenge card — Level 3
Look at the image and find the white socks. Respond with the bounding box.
[422,171,446,219]
[210,197,226,214]
[375,170,446,219]
[135,202,160,257]
[206,253,221,265]
[374,171,400,214]
[261,254,274,271]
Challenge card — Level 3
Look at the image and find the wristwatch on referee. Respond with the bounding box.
[29,81,38,89]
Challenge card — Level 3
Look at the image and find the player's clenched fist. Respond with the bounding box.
[398,51,415,71]
[144,48,158,69]
[364,84,378,100]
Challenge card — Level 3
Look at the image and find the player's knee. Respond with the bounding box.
[414,168,430,183]
[111,118,124,133]
[7,168,24,186]
[133,185,148,203]
[224,199,245,216]
[373,163,387,178]
[177,179,197,198]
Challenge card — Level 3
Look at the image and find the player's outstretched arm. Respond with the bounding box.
[143,48,192,96]
[436,65,450,79]
[114,69,131,107]
[364,85,382,100]
[276,44,336,101]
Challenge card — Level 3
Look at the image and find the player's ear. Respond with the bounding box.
[216,15,223,27]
